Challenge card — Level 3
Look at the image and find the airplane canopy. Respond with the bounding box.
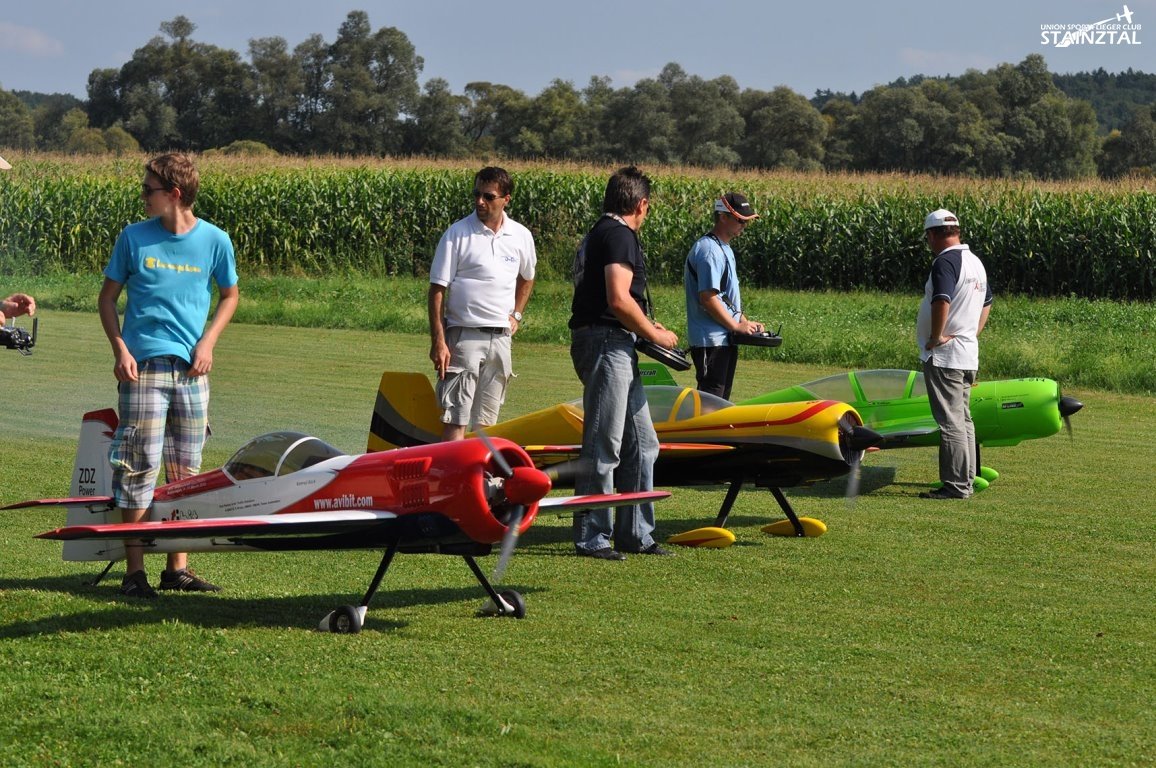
[801,369,928,403]
[223,431,346,480]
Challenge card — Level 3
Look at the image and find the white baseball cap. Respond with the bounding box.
[924,209,959,230]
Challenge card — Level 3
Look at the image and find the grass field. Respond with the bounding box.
[1,313,1153,767]
[13,273,1156,395]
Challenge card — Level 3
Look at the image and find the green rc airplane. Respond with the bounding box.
[640,365,1083,490]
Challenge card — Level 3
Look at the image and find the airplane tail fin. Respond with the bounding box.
[368,372,443,452]
[638,362,678,387]
[64,409,124,562]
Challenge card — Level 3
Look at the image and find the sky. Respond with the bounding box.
[0,0,1152,100]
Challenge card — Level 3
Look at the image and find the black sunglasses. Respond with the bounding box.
[473,190,503,202]
[142,183,168,196]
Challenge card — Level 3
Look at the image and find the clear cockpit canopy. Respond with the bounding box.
[223,431,346,480]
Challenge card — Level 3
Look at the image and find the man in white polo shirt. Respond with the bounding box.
[428,167,537,440]
[916,208,993,499]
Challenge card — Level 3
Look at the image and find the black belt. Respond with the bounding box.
[475,327,508,334]
[571,322,625,332]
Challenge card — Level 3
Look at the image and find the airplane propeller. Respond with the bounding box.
[841,420,883,507]
[542,457,593,487]
[1059,394,1083,439]
[845,454,862,507]
[477,431,549,616]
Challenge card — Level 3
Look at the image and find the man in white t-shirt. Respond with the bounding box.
[427,167,537,440]
[915,209,993,499]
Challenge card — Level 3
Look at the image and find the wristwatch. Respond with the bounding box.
[511,311,523,322]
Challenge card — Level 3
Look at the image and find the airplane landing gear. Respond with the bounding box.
[466,556,527,618]
[327,604,364,634]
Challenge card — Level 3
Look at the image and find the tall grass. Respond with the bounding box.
[2,154,1153,298]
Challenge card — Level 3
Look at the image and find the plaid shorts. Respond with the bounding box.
[110,356,210,510]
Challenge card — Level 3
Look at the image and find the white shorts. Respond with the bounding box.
[436,326,513,428]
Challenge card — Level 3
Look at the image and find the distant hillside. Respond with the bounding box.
[12,90,83,111]
[1052,68,1156,133]
[807,69,1155,135]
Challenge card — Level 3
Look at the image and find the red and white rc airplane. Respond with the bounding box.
[5,409,669,633]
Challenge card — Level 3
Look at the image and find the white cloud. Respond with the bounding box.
[0,22,65,57]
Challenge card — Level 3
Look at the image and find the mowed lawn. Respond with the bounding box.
[0,312,1152,767]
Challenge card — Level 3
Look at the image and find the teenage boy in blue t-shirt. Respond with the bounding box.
[98,153,240,598]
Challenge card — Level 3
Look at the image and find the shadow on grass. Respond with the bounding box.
[0,573,545,637]
[791,464,900,498]
[521,496,813,553]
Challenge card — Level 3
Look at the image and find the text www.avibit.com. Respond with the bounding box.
[314,494,374,510]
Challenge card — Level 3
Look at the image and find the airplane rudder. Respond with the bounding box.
[71,409,118,498]
[368,372,442,452]
[65,409,123,562]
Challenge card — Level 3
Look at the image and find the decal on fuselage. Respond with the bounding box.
[313,494,374,510]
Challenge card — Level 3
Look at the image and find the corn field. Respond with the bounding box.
[1,154,1153,299]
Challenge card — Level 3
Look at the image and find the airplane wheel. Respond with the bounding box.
[329,605,363,634]
[498,589,526,619]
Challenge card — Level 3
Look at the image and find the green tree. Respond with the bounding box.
[85,69,122,130]
[119,81,179,149]
[598,79,675,164]
[65,127,108,154]
[819,98,857,171]
[519,79,590,159]
[89,16,255,150]
[740,86,826,170]
[0,89,35,150]
[315,11,422,155]
[1098,105,1156,177]
[290,34,331,149]
[666,67,744,165]
[249,36,305,152]
[850,86,929,170]
[579,76,614,159]
[1054,67,1156,133]
[31,93,84,149]
[1121,104,1156,171]
[406,78,469,157]
[986,56,1098,178]
[103,125,140,155]
[184,45,256,148]
[1014,93,1098,178]
[461,82,531,155]
[53,108,93,152]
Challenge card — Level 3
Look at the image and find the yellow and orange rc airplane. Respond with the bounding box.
[368,372,882,545]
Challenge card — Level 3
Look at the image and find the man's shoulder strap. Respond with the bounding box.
[686,234,732,292]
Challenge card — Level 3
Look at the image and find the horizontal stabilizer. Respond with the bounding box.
[537,490,670,510]
[3,496,114,510]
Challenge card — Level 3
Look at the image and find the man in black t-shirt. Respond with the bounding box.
[568,166,678,560]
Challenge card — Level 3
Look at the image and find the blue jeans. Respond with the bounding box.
[569,325,660,553]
